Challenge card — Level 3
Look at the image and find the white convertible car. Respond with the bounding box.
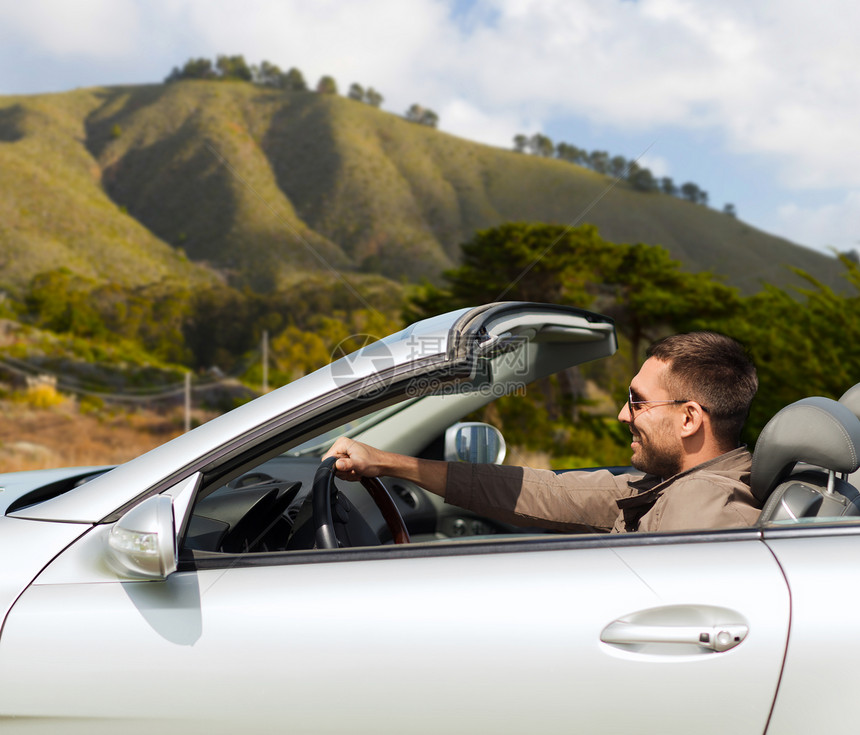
[1,301,859,734]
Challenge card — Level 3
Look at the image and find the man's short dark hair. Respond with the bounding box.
[646,331,758,448]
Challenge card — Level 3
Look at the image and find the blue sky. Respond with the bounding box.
[1,0,857,257]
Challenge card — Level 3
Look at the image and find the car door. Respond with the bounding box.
[762,526,860,735]
[0,526,788,734]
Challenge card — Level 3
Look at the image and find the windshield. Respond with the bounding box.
[282,402,414,457]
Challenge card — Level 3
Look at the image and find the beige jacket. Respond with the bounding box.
[445,447,760,533]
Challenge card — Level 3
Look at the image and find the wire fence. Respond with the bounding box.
[0,354,262,433]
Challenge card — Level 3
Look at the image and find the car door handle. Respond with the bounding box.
[601,621,748,652]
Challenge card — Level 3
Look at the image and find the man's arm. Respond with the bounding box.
[324,438,449,497]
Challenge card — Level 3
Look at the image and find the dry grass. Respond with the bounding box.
[0,398,212,472]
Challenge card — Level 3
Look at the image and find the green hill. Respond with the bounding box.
[0,81,847,296]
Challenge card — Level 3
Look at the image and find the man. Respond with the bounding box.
[325,331,761,533]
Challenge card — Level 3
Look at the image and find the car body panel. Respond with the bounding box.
[0,531,787,734]
[763,529,860,734]
[0,517,91,631]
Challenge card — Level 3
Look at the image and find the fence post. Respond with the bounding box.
[184,372,191,433]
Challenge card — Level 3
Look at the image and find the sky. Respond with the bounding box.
[0,0,857,257]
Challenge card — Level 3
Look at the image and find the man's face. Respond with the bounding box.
[617,358,684,478]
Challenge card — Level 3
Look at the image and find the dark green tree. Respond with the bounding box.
[609,155,628,178]
[420,108,439,128]
[628,166,658,192]
[215,55,252,81]
[254,60,284,87]
[600,244,741,373]
[588,150,609,174]
[316,75,338,94]
[364,87,384,107]
[680,182,706,204]
[556,142,585,165]
[165,57,215,82]
[407,223,622,321]
[283,67,308,91]
[711,257,860,441]
[528,133,554,157]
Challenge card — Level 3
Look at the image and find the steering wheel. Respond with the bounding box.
[312,456,411,549]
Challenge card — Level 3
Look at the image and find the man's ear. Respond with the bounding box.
[679,403,706,438]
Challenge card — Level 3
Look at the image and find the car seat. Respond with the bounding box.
[753,396,860,524]
[838,383,860,487]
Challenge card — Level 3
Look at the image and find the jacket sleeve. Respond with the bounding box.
[445,462,634,533]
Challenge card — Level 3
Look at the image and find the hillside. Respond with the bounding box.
[0,81,847,295]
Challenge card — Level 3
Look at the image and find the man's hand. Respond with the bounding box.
[322,437,449,497]
[324,438,385,482]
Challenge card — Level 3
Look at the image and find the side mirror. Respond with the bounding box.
[105,474,200,581]
[444,422,507,465]
[107,495,177,580]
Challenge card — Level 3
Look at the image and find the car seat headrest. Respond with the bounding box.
[750,396,860,503]
[839,383,860,420]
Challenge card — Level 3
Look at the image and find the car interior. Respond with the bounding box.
[12,383,860,558]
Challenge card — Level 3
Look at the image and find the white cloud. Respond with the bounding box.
[771,190,860,253]
[0,0,141,57]
[431,0,860,190]
[637,153,670,179]
[439,97,541,149]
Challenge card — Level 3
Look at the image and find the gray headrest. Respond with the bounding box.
[750,396,860,502]
[839,384,860,420]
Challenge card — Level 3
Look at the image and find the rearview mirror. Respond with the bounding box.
[444,422,507,464]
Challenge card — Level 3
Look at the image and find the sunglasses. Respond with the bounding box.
[627,387,710,416]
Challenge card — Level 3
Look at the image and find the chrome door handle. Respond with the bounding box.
[601,621,748,652]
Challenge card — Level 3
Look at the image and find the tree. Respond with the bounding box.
[405,104,439,127]
[609,155,628,178]
[405,103,424,122]
[513,134,528,153]
[588,150,609,174]
[660,177,678,196]
[680,182,701,203]
[528,133,554,157]
[705,256,860,441]
[364,87,384,107]
[283,67,308,92]
[216,54,252,81]
[348,83,365,101]
[600,244,740,373]
[556,142,585,165]
[407,223,622,319]
[723,203,737,217]
[254,60,284,87]
[316,75,338,95]
[165,57,215,82]
[407,223,741,379]
[628,166,658,192]
[420,108,439,128]
[24,269,105,337]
